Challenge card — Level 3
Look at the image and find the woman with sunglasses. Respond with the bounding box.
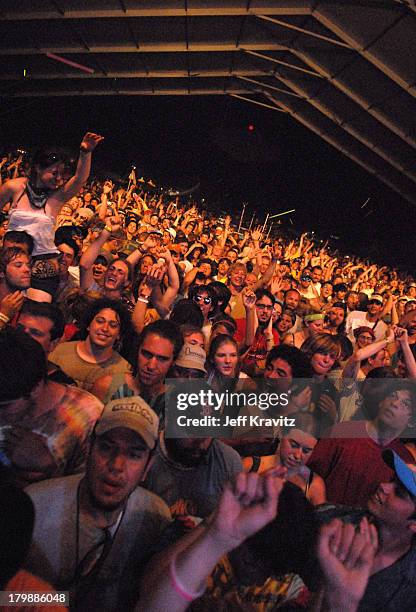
[189,284,219,345]
[0,133,103,302]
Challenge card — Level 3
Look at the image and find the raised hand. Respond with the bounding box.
[242,287,256,310]
[208,472,284,551]
[80,132,104,152]
[103,180,113,194]
[104,214,121,233]
[317,518,378,611]
[0,290,25,319]
[251,226,263,243]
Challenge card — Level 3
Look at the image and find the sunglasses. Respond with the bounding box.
[194,295,212,305]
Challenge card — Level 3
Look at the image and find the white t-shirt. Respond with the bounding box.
[346,310,388,342]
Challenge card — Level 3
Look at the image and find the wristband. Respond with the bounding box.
[104,225,112,233]
[79,145,90,154]
[137,297,149,304]
[169,555,205,602]
[0,312,10,324]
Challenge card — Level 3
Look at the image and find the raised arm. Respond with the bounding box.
[79,215,120,289]
[137,472,284,612]
[59,132,104,202]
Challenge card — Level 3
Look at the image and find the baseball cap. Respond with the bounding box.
[383,450,416,497]
[175,342,207,373]
[94,397,159,450]
[368,294,383,304]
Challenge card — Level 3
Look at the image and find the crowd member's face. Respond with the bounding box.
[321,283,333,299]
[212,244,223,258]
[4,254,31,290]
[260,257,271,274]
[335,289,347,301]
[218,260,229,276]
[137,333,174,387]
[229,266,246,289]
[277,313,293,334]
[409,287,416,298]
[0,219,9,238]
[300,276,311,290]
[199,262,212,277]
[256,295,274,324]
[285,291,300,311]
[376,389,413,433]
[347,292,359,310]
[227,251,238,263]
[87,428,150,511]
[213,341,238,377]
[311,268,322,283]
[356,332,374,349]
[17,313,56,354]
[279,429,317,469]
[166,437,213,467]
[367,300,382,316]
[264,357,293,390]
[200,233,210,244]
[405,302,416,314]
[406,313,416,336]
[104,260,129,293]
[193,290,213,320]
[93,258,108,282]
[369,277,377,289]
[140,255,154,275]
[58,243,75,275]
[311,350,337,375]
[368,477,416,532]
[370,348,391,369]
[245,273,257,289]
[150,215,159,227]
[127,222,137,235]
[37,162,65,190]
[88,308,120,350]
[183,331,205,348]
[327,307,345,328]
[272,302,283,322]
[307,318,325,335]
[178,241,188,255]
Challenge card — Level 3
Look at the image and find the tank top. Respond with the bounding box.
[8,208,59,256]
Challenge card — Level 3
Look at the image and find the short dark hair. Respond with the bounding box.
[54,236,79,260]
[266,345,313,379]
[208,281,231,310]
[3,230,34,255]
[19,299,65,341]
[0,246,30,275]
[138,319,183,360]
[170,298,204,328]
[80,297,131,339]
[255,288,276,305]
[0,328,47,401]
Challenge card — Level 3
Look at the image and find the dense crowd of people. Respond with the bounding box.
[0,134,416,611]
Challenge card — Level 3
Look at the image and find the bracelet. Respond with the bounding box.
[169,555,205,602]
[137,297,149,304]
[104,225,112,233]
[0,312,10,324]
[79,145,90,154]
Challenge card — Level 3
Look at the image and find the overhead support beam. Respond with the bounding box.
[314,8,416,99]
[243,49,323,77]
[0,69,275,81]
[230,93,287,111]
[0,2,312,20]
[264,91,416,206]
[292,49,416,151]
[1,88,256,97]
[271,72,416,184]
[255,14,352,48]
[0,42,289,56]
[236,75,302,97]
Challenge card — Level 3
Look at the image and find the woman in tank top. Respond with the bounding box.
[0,133,103,301]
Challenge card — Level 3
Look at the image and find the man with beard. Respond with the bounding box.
[241,288,280,375]
[24,397,171,611]
[0,246,31,328]
[144,433,242,519]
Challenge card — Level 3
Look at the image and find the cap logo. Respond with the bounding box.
[112,402,155,425]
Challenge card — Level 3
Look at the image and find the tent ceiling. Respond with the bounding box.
[1,0,415,204]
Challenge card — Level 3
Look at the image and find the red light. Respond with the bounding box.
[248,124,255,132]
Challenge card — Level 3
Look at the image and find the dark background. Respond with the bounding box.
[1,95,413,270]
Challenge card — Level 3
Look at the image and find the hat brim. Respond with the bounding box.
[94,414,156,450]
[383,449,416,497]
